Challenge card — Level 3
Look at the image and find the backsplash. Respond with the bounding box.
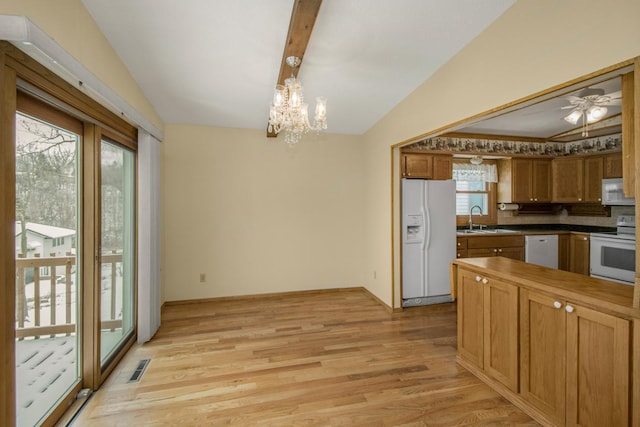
[497,205,634,227]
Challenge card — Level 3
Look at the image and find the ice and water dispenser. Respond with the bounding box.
[404,214,424,244]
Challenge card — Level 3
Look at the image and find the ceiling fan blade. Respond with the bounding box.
[565,95,584,103]
[561,105,577,109]
[604,90,622,99]
[599,98,622,106]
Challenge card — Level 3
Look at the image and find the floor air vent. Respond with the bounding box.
[128,359,150,383]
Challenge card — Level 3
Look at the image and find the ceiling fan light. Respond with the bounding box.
[586,105,607,123]
[564,110,582,125]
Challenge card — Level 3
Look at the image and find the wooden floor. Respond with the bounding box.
[73,289,537,426]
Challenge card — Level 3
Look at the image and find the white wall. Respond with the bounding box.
[162,125,365,301]
[362,0,640,307]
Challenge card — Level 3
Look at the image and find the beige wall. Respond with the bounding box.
[162,125,365,301]
[363,0,640,307]
[0,0,163,133]
[5,0,640,308]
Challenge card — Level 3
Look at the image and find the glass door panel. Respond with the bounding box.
[15,112,81,426]
[100,139,135,367]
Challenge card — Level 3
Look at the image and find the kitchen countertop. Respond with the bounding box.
[456,224,616,237]
[451,257,638,318]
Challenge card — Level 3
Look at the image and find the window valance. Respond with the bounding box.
[452,163,498,183]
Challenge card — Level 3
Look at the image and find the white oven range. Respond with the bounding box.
[590,215,636,285]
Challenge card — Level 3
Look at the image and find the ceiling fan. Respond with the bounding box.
[561,87,622,136]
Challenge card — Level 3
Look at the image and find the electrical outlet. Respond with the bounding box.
[199,273,206,283]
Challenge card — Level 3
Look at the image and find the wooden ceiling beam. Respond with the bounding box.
[267,0,323,137]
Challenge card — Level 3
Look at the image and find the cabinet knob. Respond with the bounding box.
[481,278,489,285]
[493,249,498,253]
[458,242,461,247]
[498,249,503,253]
[583,237,588,241]
[534,198,538,201]
[475,275,482,282]
[598,198,601,201]
[578,198,582,201]
[457,253,461,258]
[530,198,533,201]
[407,172,411,176]
[553,301,562,309]
[565,305,575,313]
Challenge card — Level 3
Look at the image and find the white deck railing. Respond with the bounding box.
[15,252,123,339]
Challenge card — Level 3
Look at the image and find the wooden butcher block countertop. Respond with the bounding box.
[451,257,639,319]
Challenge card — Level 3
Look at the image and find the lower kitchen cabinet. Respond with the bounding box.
[565,303,630,427]
[569,232,590,275]
[521,288,631,426]
[520,290,567,425]
[454,260,634,427]
[457,268,518,392]
[465,235,525,261]
[558,233,570,271]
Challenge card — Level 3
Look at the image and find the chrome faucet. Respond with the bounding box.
[469,205,484,230]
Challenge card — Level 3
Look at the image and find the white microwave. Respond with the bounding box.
[602,178,635,206]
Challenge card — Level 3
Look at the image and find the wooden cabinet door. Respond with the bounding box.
[520,290,566,425]
[583,156,603,202]
[467,248,496,258]
[496,247,524,261]
[569,233,590,275]
[403,154,433,178]
[457,269,484,368]
[566,304,630,427]
[558,234,570,271]
[512,159,533,202]
[433,155,453,180]
[603,153,622,178]
[553,157,584,202]
[531,159,552,202]
[483,277,519,392]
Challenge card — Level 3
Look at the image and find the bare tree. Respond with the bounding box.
[16,114,77,255]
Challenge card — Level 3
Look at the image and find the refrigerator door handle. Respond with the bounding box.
[423,207,431,250]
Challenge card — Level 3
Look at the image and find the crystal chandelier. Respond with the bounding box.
[268,56,327,145]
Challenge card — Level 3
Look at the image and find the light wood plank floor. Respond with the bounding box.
[73,289,537,426]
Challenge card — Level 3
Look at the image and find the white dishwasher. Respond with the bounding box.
[525,235,558,268]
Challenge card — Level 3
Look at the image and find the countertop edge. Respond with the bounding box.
[451,257,639,319]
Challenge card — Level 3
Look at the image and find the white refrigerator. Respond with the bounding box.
[402,178,456,307]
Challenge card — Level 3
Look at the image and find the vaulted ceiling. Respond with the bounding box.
[81,0,516,135]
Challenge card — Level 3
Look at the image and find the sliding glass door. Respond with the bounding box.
[99,139,136,368]
[14,94,137,426]
[15,109,82,426]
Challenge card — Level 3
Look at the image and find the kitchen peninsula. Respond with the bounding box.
[450,256,639,427]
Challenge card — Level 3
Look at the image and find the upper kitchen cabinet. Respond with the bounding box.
[401,153,452,180]
[499,158,552,203]
[552,157,584,202]
[603,152,623,178]
[433,155,453,180]
[583,156,604,202]
[552,153,622,203]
